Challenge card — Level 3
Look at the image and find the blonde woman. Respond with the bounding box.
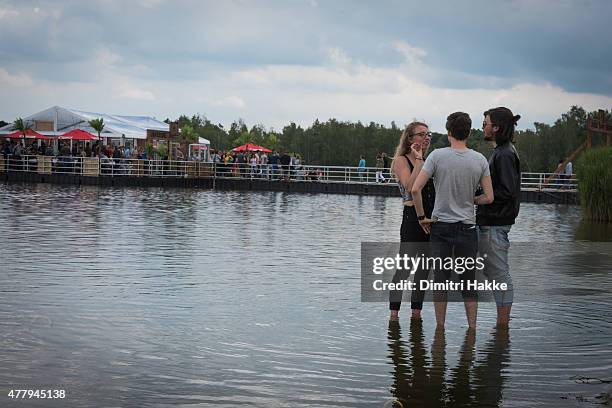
[389,122,435,320]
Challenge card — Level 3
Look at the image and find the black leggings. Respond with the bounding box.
[389,205,430,311]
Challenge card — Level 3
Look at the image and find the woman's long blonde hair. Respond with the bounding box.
[391,121,428,178]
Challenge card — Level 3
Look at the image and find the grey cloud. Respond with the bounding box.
[0,0,610,95]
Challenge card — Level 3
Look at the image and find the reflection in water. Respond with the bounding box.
[472,328,511,407]
[388,321,510,407]
[575,217,612,241]
[373,195,387,213]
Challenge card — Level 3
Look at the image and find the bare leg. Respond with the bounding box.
[411,309,422,319]
[389,310,399,321]
[464,299,478,329]
[496,305,511,327]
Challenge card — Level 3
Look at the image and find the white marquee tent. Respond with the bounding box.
[0,106,169,145]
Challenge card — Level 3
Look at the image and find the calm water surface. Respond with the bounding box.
[0,183,610,407]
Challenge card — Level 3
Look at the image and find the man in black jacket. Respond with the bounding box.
[477,107,521,328]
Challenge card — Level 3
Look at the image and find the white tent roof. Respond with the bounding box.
[0,106,169,139]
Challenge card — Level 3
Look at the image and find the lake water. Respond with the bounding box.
[0,183,610,407]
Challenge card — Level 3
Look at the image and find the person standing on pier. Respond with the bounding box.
[357,155,366,181]
[564,160,573,189]
[280,152,291,181]
[260,151,269,179]
[389,122,435,321]
[411,112,494,329]
[477,107,521,328]
[382,152,391,182]
[249,152,258,178]
[375,154,385,183]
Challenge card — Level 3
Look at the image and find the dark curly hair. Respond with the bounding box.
[484,107,521,145]
[445,112,471,141]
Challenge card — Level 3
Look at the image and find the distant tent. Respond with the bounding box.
[0,106,171,141]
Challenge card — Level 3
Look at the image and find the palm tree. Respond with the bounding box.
[89,118,104,141]
[180,123,198,143]
[13,117,31,145]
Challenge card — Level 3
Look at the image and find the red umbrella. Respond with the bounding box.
[4,129,54,140]
[59,129,97,141]
[232,142,272,152]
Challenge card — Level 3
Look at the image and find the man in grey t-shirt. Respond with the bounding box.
[422,146,489,224]
[412,112,494,329]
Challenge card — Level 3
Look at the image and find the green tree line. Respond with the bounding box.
[165,105,607,171]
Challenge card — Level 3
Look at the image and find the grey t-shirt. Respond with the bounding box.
[422,147,490,224]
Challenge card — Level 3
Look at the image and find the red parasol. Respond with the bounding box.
[4,129,54,140]
[232,142,272,153]
[59,129,97,141]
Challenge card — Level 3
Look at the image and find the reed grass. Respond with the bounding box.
[577,147,612,222]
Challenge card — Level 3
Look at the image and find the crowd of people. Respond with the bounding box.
[208,150,324,181]
[1,139,174,174]
[1,139,330,180]
[1,139,152,161]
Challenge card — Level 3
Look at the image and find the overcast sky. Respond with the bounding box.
[1,0,611,132]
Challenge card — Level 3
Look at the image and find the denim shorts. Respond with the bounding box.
[478,225,513,306]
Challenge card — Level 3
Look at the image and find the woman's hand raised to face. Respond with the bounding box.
[410,143,423,159]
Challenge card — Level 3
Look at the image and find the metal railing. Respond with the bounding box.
[521,172,577,192]
[0,155,578,192]
[0,155,214,178]
[213,163,387,183]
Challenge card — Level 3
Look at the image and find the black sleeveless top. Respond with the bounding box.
[404,155,435,218]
